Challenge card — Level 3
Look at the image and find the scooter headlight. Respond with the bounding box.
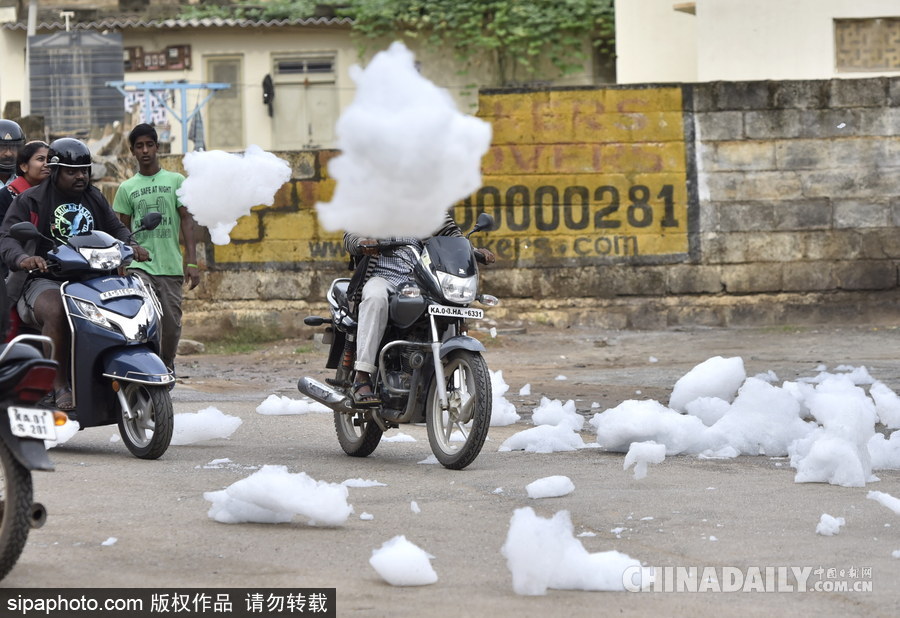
[78,245,122,270]
[436,272,478,304]
[74,299,112,329]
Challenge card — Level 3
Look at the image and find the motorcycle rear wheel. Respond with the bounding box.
[117,383,174,460]
[334,410,383,457]
[0,442,33,581]
[426,349,492,470]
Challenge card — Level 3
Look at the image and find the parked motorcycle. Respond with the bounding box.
[298,213,498,470]
[0,327,65,581]
[8,213,175,460]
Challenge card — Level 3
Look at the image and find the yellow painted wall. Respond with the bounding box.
[205,85,693,267]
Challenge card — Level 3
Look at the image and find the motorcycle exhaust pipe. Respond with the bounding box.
[297,376,353,412]
[30,503,47,529]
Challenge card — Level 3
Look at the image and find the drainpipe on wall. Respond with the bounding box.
[23,0,36,116]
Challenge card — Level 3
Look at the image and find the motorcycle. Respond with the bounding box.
[0,323,66,580]
[8,213,175,460]
[298,213,499,470]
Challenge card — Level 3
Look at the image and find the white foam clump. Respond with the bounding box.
[624,441,666,479]
[178,145,291,245]
[591,399,705,454]
[869,381,900,428]
[867,490,900,515]
[171,407,242,445]
[501,507,642,595]
[789,377,878,487]
[315,41,492,238]
[816,513,845,536]
[45,418,79,449]
[669,356,746,412]
[256,394,330,415]
[204,465,352,526]
[532,397,583,430]
[490,370,521,426]
[369,535,438,586]
[526,475,575,499]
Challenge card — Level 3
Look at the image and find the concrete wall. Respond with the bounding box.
[157,77,900,339]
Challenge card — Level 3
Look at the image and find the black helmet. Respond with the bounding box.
[48,137,92,168]
[0,119,25,174]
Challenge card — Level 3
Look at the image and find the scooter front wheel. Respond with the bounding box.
[0,442,33,581]
[117,383,174,460]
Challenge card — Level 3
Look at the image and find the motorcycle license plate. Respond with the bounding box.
[8,407,56,440]
[428,305,484,319]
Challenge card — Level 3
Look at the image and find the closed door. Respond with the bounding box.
[272,55,337,150]
[206,57,244,150]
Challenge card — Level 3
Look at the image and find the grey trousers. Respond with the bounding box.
[129,269,184,372]
[354,276,394,375]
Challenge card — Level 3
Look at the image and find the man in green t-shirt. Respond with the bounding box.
[113,124,200,376]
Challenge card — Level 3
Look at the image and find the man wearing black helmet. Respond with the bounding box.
[0,119,26,186]
[0,137,150,410]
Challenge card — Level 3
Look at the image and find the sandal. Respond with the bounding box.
[54,387,74,411]
[351,381,380,407]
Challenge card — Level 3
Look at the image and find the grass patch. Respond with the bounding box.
[294,344,316,354]
[203,326,283,355]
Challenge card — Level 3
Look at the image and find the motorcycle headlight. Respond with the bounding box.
[436,272,478,304]
[74,299,112,329]
[78,245,122,270]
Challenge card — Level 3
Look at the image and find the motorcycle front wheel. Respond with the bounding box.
[0,442,33,581]
[426,349,492,470]
[334,410,383,457]
[117,383,174,460]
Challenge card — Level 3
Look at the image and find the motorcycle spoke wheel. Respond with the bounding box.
[427,350,492,470]
[0,443,33,581]
[117,383,174,460]
[333,410,383,457]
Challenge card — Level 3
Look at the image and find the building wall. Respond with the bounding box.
[160,77,900,338]
[616,0,900,84]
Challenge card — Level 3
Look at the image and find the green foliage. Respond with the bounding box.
[334,0,616,85]
[178,0,321,22]
[177,0,615,86]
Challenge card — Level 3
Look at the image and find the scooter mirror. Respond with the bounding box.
[9,221,42,243]
[138,212,163,232]
[467,213,495,237]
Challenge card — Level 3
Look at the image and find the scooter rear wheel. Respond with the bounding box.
[117,383,174,460]
[0,442,33,581]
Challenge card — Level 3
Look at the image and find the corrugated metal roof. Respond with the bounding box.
[1,16,353,31]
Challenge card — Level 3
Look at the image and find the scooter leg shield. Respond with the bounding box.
[101,347,174,386]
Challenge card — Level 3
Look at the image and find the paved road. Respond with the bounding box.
[4,325,900,617]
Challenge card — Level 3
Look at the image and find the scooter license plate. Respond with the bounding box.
[8,407,56,441]
[428,305,484,319]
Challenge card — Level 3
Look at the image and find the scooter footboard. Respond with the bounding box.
[101,347,174,385]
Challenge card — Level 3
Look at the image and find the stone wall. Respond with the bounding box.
[156,78,900,339]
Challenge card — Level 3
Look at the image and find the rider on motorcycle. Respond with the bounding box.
[0,119,26,186]
[0,138,150,410]
[343,212,495,407]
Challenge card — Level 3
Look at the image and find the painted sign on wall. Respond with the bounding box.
[208,86,695,267]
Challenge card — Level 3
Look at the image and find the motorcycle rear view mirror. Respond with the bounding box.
[467,213,495,238]
[136,212,163,233]
[9,221,44,243]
